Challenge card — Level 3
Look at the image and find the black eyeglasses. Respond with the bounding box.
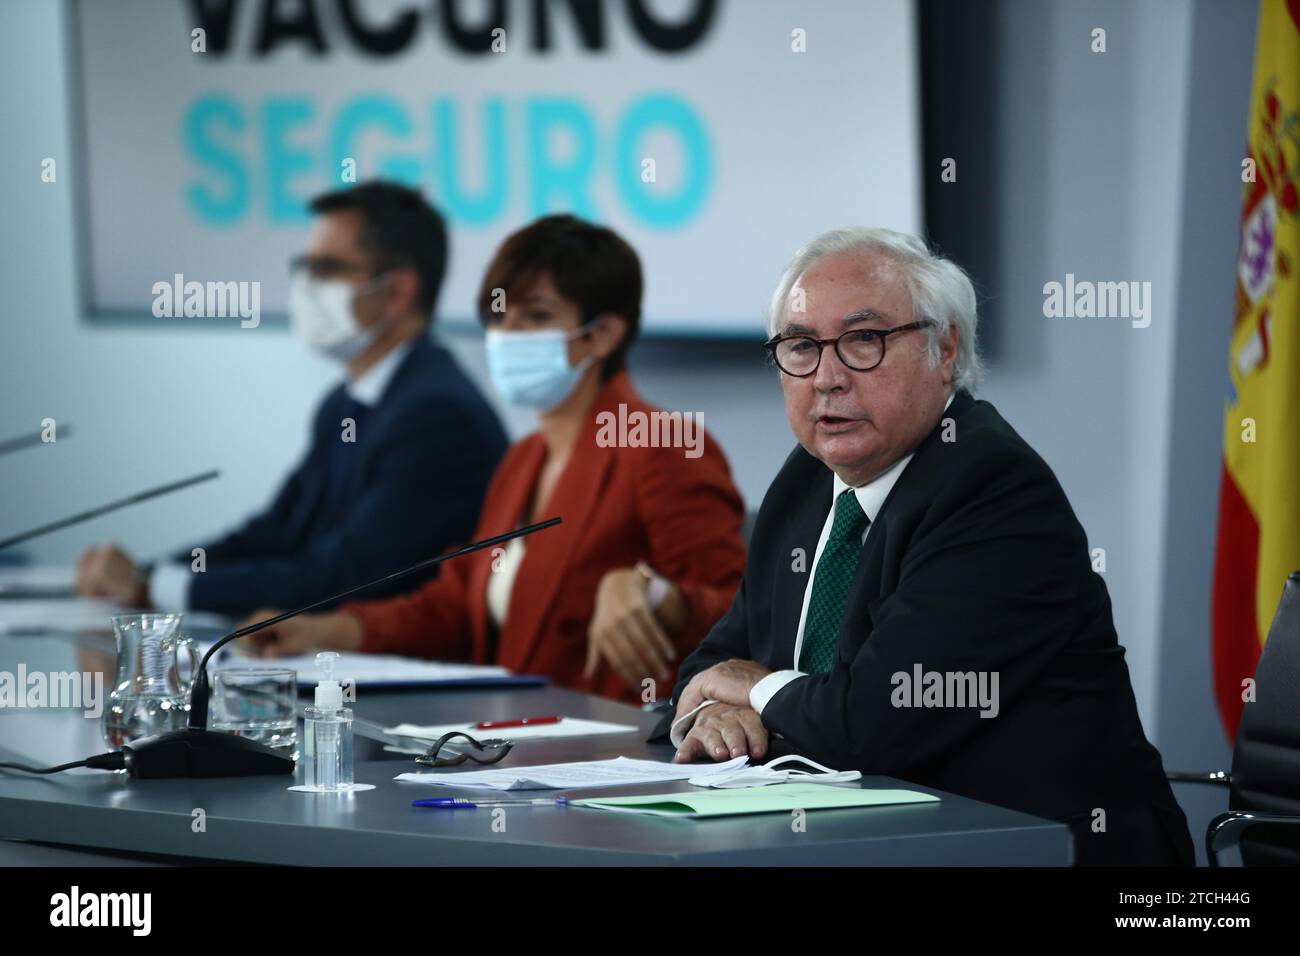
[289,253,388,281]
[414,731,513,768]
[295,254,405,283]
[764,320,935,377]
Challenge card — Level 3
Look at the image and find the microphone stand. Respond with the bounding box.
[0,469,219,551]
[122,516,563,778]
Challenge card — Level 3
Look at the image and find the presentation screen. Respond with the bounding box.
[73,0,922,335]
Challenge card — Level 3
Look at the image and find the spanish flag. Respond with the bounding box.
[1212,0,1300,740]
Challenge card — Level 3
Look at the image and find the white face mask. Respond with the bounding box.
[483,322,598,411]
[288,272,388,362]
[686,754,862,789]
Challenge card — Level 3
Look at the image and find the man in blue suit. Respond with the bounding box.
[76,182,507,616]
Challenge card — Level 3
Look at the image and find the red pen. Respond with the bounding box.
[474,715,563,730]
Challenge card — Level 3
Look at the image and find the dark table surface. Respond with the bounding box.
[0,630,1073,865]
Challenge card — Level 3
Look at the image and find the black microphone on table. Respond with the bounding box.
[0,469,220,551]
[121,516,563,779]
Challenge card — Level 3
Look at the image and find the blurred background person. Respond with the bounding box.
[75,181,507,616]
[243,214,746,704]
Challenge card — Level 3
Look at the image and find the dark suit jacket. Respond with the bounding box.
[178,335,507,615]
[655,389,1194,866]
[342,371,747,705]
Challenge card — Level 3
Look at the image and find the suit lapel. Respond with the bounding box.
[319,341,432,529]
[286,389,344,545]
[497,375,631,670]
[839,388,977,637]
[465,436,546,663]
[841,505,889,635]
[770,458,833,670]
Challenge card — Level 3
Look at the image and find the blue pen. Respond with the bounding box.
[412,796,570,809]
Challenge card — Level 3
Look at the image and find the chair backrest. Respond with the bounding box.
[1230,571,1300,865]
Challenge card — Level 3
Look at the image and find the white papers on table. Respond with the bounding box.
[205,649,514,687]
[384,717,638,749]
[0,564,76,596]
[0,566,234,632]
[0,598,230,636]
[394,755,750,790]
[290,653,511,685]
[0,598,123,634]
[174,611,234,631]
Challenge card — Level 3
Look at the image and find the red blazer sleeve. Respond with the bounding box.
[340,552,474,659]
[338,441,534,659]
[631,432,746,657]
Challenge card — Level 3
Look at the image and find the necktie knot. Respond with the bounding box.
[828,488,868,545]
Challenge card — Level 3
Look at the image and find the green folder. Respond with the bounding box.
[571,783,939,818]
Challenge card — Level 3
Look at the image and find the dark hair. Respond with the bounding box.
[309,181,448,323]
[477,215,642,381]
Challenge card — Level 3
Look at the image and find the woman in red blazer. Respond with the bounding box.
[246,215,746,705]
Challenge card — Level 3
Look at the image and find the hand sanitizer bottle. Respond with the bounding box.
[303,652,353,791]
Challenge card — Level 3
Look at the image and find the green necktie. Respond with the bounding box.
[798,489,869,673]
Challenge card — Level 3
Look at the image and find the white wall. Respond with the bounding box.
[974,0,1194,730]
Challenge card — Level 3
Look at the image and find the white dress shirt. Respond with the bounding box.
[149,340,415,613]
[486,534,526,628]
[670,392,955,747]
[343,338,412,407]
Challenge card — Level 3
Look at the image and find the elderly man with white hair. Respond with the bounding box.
[653,227,1193,866]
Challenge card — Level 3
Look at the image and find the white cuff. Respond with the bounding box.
[645,573,671,610]
[669,699,718,748]
[637,561,671,610]
[149,563,192,613]
[749,670,806,715]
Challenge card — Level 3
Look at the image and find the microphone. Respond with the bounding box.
[121,516,563,778]
[0,469,220,551]
[0,423,73,458]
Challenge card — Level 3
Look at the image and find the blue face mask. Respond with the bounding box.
[484,324,596,410]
